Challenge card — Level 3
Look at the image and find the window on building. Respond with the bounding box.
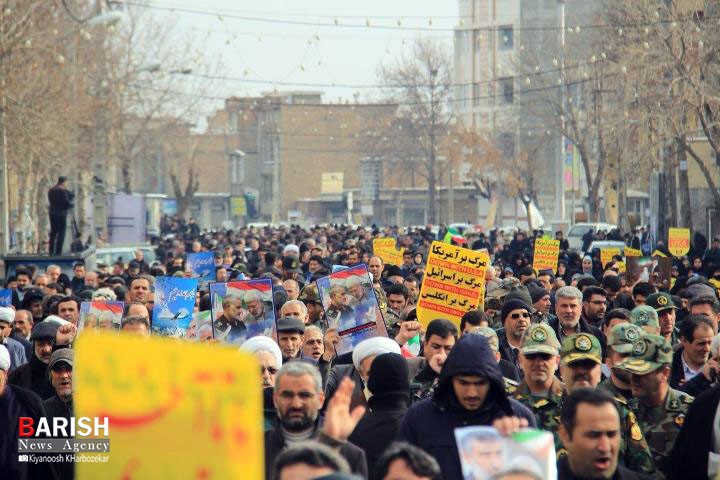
[500,78,514,104]
[499,26,514,50]
[499,132,515,159]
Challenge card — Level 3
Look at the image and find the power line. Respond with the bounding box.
[124,1,716,34]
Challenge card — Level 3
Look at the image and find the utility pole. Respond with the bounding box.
[0,14,9,255]
[556,0,568,228]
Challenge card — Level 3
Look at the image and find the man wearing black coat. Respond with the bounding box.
[47,176,74,256]
[8,322,59,400]
[349,353,410,480]
[398,334,536,480]
[265,361,367,478]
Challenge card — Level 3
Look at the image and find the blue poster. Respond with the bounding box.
[152,276,198,338]
[0,289,11,307]
[187,252,217,284]
[209,279,275,346]
[316,264,388,355]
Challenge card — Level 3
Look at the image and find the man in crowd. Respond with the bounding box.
[55,296,80,325]
[670,314,714,389]
[689,295,720,333]
[127,275,152,305]
[646,292,679,345]
[558,388,651,480]
[276,317,305,363]
[599,323,643,402]
[0,307,27,371]
[618,334,693,474]
[512,324,564,440]
[498,299,533,375]
[298,284,325,328]
[398,334,536,479]
[266,362,368,477]
[550,286,604,347]
[581,286,608,329]
[48,176,74,255]
[8,321,59,399]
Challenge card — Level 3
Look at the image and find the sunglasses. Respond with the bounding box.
[524,353,553,361]
[260,366,278,375]
[510,312,531,319]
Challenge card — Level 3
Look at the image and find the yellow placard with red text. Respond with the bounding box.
[600,248,621,268]
[624,247,642,257]
[75,332,263,480]
[668,228,690,257]
[417,241,489,330]
[532,238,560,272]
[373,238,404,266]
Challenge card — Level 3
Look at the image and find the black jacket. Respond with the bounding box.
[43,396,74,480]
[325,364,366,412]
[264,421,368,479]
[348,393,409,480]
[0,385,59,480]
[48,185,74,217]
[398,335,536,480]
[8,354,55,400]
[666,384,720,479]
[558,456,653,479]
[548,316,606,357]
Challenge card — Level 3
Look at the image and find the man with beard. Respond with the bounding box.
[599,324,643,403]
[558,333,655,474]
[498,299,532,374]
[582,287,608,328]
[8,321,59,399]
[325,285,354,330]
[44,348,74,480]
[646,292,680,346]
[550,286,605,356]
[618,335,693,474]
[513,324,565,446]
[265,362,367,477]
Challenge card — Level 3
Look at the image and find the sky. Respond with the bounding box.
[129,0,458,114]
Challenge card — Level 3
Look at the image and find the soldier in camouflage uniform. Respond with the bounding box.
[559,333,656,475]
[298,283,326,331]
[619,334,693,476]
[512,324,565,447]
[598,323,644,403]
[630,305,661,336]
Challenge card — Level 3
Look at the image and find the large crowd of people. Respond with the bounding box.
[1,221,720,480]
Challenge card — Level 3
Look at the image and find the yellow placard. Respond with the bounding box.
[230,197,247,216]
[532,238,560,272]
[668,228,690,257]
[75,332,263,480]
[417,241,489,330]
[373,238,404,266]
[600,248,621,268]
[624,247,642,257]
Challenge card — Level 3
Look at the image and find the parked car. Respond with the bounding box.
[96,244,157,266]
[586,240,627,256]
[567,223,618,252]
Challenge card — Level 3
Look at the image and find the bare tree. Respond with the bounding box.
[372,38,454,224]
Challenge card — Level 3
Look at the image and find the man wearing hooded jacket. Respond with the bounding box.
[398,334,536,479]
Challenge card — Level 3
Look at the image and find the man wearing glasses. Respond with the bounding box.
[581,286,609,329]
[512,323,565,447]
[497,299,533,374]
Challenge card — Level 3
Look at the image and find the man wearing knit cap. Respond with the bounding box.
[527,282,553,323]
[0,306,27,371]
[349,353,410,480]
[8,321,59,399]
[398,334,536,480]
[0,345,57,479]
[497,299,533,374]
[512,324,565,445]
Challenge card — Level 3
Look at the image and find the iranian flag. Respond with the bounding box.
[443,227,465,244]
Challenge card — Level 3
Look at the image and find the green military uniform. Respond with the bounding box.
[511,324,565,447]
[599,323,645,404]
[298,283,326,331]
[373,283,388,316]
[619,334,694,476]
[467,327,519,395]
[559,333,656,475]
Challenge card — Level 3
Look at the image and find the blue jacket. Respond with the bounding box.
[398,335,536,480]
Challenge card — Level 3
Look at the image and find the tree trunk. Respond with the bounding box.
[676,138,692,230]
[121,156,132,194]
[427,164,437,224]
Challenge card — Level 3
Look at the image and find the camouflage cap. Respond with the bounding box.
[617,334,673,375]
[607,323,644,354]
[521,324,560,356]
[646,292,677,312]
[298,283,321,304]
[560,333,602,366]
[630,305,660,334]
[468,326,499,352]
